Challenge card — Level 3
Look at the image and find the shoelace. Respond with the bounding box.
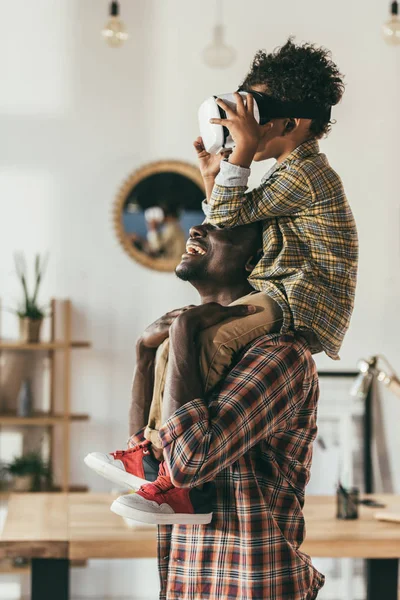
[112,442,150,459]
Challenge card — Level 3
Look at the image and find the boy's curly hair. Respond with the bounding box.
[240,39,345,138]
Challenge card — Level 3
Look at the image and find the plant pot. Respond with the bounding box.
[12,474,34,492]
[19,317,43,343]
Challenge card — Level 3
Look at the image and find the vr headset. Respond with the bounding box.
[198,91,332,154]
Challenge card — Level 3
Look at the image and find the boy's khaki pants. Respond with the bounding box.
[142,291,283,449]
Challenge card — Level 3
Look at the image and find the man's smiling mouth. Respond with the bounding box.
[185,242,207,256]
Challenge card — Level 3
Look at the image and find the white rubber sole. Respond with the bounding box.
[110,499,213,525]
[84,453,148,491]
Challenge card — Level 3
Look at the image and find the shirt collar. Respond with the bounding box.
[262,139,320,182]
[283,139,320,165]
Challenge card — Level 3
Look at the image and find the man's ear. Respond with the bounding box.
[282,117,300,136]
[245,248,263,272]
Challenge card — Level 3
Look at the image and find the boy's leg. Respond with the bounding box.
[110,292,283,523]
[84,340,170,489]
[198,291,283,394]
[84,435,160,490]
[110,460,215,525]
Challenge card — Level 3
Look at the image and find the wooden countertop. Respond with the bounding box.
[1,493,400,560]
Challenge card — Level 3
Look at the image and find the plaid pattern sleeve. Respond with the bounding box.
[203,163,311,226]
[202,140,359,359]
[157,334,325,600]
[127,427,146,448]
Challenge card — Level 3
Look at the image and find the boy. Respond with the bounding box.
[199,38,358,360]
[86,39,358,524]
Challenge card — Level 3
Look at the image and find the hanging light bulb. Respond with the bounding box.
[102,1,128,48]
[383,1,400,45]
[203,0,236,69]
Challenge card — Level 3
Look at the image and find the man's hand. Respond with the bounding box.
[210,93,261,168]
[171,302,257,337]
[138,306,196,350]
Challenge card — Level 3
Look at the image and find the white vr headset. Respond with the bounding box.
[198,91,332,154]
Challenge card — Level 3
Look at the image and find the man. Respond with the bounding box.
[131,221,324,599]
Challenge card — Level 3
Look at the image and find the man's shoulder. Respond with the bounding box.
[244,332,316,372]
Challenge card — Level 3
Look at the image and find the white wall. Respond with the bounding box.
[1,0,400,598]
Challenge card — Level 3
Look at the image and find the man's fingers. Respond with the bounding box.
[224,304,258,317]
[167,305,196,318]
[197,304,258,331]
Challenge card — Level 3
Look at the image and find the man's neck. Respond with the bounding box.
[195,281,255,306]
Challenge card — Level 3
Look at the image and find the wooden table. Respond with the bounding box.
[1,493,399,600]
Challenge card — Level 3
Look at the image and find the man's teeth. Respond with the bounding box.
[186,244,206,255]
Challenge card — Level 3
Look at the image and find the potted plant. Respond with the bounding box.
[13,253,48,343]
[4,452,52,492]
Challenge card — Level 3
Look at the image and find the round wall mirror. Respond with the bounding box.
[113,160,205,271]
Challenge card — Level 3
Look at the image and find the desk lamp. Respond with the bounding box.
[351,355,400,493]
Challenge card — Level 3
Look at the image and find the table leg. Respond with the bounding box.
[366,558,399,600]
[31,558,70,600]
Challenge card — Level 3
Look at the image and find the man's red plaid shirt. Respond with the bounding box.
[154,333,325,600]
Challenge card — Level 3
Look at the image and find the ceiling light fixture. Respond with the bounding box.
[102,1,128,48]
[383,1,400,45]
[203,0,236,69]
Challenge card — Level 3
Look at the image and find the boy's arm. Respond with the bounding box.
[203,161,311,228]
[204,176,216,202]
[202,93,312,226]
[193,137,231,202]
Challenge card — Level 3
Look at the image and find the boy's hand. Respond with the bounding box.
[210,93,261,168]
[193,136,231,180]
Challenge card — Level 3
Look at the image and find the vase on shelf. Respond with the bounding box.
[17,379,32,417]
[12,474,34,492]
[19,317,43,343]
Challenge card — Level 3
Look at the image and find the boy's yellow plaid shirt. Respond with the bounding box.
[203,139,358,359]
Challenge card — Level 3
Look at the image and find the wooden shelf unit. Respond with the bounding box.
[0,299,91,492]
[0,413,89,426]
[0,341,90,351]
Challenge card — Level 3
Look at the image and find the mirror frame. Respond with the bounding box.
[113,160,205,272]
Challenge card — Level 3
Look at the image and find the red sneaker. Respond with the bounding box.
[110,461,215,525]
[84,441,160,490]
